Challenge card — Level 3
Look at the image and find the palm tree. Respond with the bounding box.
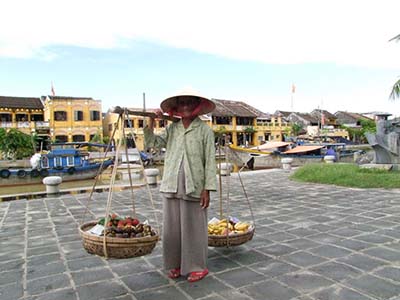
[390,34,400,99]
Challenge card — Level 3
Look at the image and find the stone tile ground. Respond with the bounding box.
[1,169,400,299]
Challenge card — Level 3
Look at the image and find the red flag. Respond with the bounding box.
[51,82,55,96]
[291,83,296,93]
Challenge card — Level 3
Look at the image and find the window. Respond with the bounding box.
[41,156,49,168]
[16,114,28,121]
[108,124,113,132]
[0,113,12,122]
[237,117,253,126]
[124,119,133,128]
[138,120,144,128]
[74,111,84,121]
[67,156,74,166]
[54,111,67,121]
[73,135,85,142]
[55,135,68,143]
[158,120,166,128]
[54,157,62,167]
[214,116,231,125]
[31,114,44,121]
[90,110,101,121]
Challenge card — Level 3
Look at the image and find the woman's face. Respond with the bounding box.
[175,96,200,118]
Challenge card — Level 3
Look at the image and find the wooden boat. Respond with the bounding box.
[0,142,114,186]
[228,142,362,169]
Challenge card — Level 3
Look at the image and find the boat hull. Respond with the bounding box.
[0,160,113,187]
[227,145,358,169]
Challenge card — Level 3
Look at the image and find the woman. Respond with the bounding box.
[144,89,217,282]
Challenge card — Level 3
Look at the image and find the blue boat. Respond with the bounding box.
[0,142,114,185]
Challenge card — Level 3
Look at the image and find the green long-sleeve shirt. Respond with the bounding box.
[143,117,217,198]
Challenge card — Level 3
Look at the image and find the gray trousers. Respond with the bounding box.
[162,197,208,276]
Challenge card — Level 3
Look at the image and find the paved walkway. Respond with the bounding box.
[2,169,400,300]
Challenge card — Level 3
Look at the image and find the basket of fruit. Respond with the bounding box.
[208,217,255,247]
[79,214,159,258]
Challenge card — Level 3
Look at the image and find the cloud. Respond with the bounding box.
[1,0,399,68]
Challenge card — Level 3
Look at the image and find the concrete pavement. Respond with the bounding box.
[2,169,400,300]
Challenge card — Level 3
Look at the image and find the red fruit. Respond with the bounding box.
[117,221,124,228]
[132,219,139,226]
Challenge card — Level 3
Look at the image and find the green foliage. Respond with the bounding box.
[359,118,376,133]
[215,126,227,138]
[0,128,35,159]
[390,78,400,100]
[291,123,303,136]
[244,126,255,133]
[291,163,400,188]
[89,132,103,144]
[341,119,376,144]
[389,35,400,99]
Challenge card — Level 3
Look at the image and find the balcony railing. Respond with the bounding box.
[35,121,49,128]
[17,121,30,128]
[1,122,12,128]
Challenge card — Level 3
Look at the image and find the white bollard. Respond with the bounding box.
[42,176,62,194]
[324,155,336,164]
[144,168,160,185]
[218,162,233,176]
[281,157,293,170]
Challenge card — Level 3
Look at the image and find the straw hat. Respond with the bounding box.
[160,88,216,115]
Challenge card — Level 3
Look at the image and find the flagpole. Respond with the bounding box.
[291,93,293,113]
[143,92,146,128]
[291,83,295,113]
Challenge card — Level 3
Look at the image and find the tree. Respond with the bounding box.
[340,118,376,144]
[244,126,256,144]
[0,128,35,160]
[291,123,303,136]
[390,34,400,99]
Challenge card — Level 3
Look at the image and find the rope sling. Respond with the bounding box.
[79,108,160,258]
[208,134,256,247]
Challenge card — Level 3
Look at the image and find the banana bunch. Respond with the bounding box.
[234,222,250,233]
[208,219,250,236]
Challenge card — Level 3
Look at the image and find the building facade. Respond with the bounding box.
[0,96,50,148]
[42,96,103,143]
[102,99,291,149]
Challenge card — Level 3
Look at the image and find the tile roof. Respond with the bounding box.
[335,111,373,124]
[294,112,319,123]
[311,109,336,119]
[0,96,43,109]
[212,99,260,117]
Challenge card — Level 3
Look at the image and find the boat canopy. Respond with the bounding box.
[283,145,324,154]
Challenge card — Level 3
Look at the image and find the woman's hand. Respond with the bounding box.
[200,189,210,209]
[148,109,163,131]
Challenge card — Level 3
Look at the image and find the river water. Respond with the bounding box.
[0,165,161,200]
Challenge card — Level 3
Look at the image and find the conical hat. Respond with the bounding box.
[160,88,216,115]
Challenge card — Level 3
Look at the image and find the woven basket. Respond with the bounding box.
[208,226,255,247]
[79,221,159,258]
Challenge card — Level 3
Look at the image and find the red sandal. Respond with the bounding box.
[168,268,181,279]
[187,269,209,282]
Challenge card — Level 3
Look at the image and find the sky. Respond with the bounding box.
[1,0,400,117]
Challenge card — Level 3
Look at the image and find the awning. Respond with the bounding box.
[283,145,324,154]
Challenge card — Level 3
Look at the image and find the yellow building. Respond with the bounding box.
[211,99,291,146]
[42,96,103,143]
[102,99,290,148]
[103,108,171,150]
[0,95,49,141]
